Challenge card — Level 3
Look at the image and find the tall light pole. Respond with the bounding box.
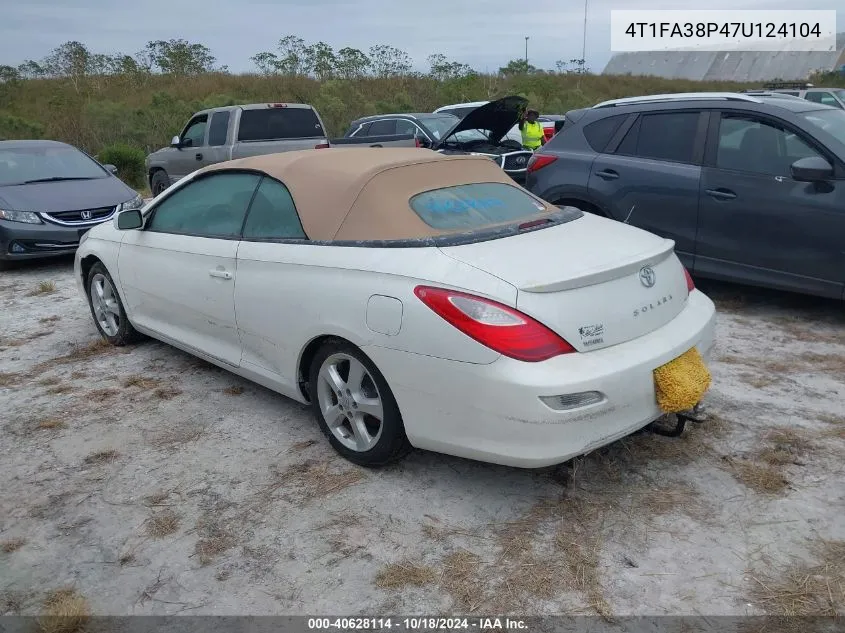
[525,36,529,65]
[581,0,588,64]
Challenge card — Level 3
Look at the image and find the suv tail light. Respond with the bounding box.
[683,267,695,293]
[527,154,557,173]
[414,286,576,362]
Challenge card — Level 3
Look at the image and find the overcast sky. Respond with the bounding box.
[0,0,842,74]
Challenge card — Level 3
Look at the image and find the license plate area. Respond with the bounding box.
[652,347,711,413]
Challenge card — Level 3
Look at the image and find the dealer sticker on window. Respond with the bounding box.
[578,324,605,347]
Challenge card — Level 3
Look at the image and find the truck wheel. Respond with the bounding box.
[151,170,170,197]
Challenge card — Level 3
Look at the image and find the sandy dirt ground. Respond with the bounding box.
[1,256,843,620]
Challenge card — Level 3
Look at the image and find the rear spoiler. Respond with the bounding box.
[519,238,677,293]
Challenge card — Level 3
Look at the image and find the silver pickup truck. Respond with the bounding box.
[145,103,413,196]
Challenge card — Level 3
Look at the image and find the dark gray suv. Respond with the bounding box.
[526,93,845,300]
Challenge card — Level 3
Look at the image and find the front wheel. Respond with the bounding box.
[86,262,142,346]
[308,340,411,467]
[150,170,170,197]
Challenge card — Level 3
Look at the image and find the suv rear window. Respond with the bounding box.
[583,115,627,152]
[237,108,325,142]
[616,112,699,163]
[409,183,548,230]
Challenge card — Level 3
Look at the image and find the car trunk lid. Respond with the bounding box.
[437,214,689,352]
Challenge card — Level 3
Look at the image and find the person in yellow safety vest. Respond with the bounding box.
[518,109,546,151]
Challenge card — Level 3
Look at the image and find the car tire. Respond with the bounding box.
[150,170,170,197]
[308,339,412,467]
[85,262,142,346]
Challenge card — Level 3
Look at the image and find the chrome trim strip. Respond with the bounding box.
[40,207,117,227]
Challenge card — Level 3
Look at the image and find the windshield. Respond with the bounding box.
[801,109,845,146]
[419,115,489,144]
[0,145,107,186]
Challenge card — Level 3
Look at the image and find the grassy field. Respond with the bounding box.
[2,69,841,189]
[1,72,779,153]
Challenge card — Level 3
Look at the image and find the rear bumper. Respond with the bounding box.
[364,289,716,468]
[0,219,94,261]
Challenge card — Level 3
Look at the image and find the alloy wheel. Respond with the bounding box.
[316,353,384,452]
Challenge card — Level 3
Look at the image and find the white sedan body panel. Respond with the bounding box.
[367,290,714,467]
[118,232,240,367]
[74,156,717,469]
[233,241,515,398]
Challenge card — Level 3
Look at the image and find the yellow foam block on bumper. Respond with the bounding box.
[653,347,711,413]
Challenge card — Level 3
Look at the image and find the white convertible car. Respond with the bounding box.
[75,148,716,468]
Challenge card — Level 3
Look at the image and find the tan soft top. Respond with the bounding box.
[200,148,555,241]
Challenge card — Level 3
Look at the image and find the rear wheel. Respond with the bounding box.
[86,262,142,346]
[309,340,411,467]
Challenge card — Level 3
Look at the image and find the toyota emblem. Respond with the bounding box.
[80,210,92,220]
[639,266,656,288]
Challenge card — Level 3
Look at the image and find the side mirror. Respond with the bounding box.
[791,156,834,182]
[115,209,143,231]
[170,135,182,148]
[103,164,118,176]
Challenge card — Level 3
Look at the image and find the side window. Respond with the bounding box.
[715,114,822,177]
[147,172,260,238]
[242,178,306,240]
[396,119,423,138]
[583,114,627,152]
[616,112,700,163]
[208,111,230,146]
[368,120,397,136]
[804,91,836,106]
[350,122,371,137]
[181,115,208,147]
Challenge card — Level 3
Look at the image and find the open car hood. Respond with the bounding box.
[432,96,528,148]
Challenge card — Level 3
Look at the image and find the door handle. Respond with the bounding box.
[595,169,619,180]
[208,269,232,280]
[705,188,737,201]
[195,153,203,160]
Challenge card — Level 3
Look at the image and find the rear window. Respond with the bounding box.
[583,114,627,152]
[237,108,325,142]
[409,183,548,231]
[616,112,700,163]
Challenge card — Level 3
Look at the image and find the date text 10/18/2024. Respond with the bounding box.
[308,618,528,630]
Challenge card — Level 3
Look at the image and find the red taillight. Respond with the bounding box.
[684,267,695,293]
[415,138,421,148]
[527,154,557,173]
[414,286,576,362]
[314,143,329,149]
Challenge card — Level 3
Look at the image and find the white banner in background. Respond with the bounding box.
[610,10,837,52]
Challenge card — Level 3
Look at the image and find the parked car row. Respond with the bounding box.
[744,82,845,109]
[146,97,552,190]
